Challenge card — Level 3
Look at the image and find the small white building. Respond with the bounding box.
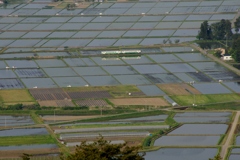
[222,54,233,61]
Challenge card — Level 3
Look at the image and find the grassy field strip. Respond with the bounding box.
[171,94,240,106]
[54,125,169,134]
[51,110,166,125]
[65,122,166,129]
[0,135,55,146]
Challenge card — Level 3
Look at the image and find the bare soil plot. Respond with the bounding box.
[109,98,169,106]
[38,100,75,107]
[29,88,70,101]
[75,99,108,107]
[0,90,34,102]
[157,83,201,95]
[67,91,112,99]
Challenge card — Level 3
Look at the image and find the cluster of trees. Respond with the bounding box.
[197,17,240,62]
[197,20,232,40]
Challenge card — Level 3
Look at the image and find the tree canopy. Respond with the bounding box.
[62,136,145,160]
[197,19,232,40]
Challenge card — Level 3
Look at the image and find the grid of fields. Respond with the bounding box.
[0,0,239,49]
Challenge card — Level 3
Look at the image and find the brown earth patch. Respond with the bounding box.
[157,83,201,95]
[38,100,75,107]
[109,98,169,106]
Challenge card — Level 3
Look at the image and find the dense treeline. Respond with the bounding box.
[197,17,240,62]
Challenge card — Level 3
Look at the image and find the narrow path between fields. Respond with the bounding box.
[220,111,240,159]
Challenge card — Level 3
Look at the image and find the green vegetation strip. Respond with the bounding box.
[0,135,56,146]
[52,110,166,126]
[67,122,165,129]
[171,94,240,106]
[36,109,135,116]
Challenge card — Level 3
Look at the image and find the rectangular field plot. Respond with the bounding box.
[137,85,166,96]
[37,52,70,57]
[148,54,182,63]
[72,31,101,38]
[75,99,108,107]
[140,38,166,45]
[190,62,228,72]
[175,112,231,117]
[173,73,195,82]
[83,75,119,86]
[62,132,148,140]
[193,6,217,13]
[115,115,168,122]
[147,7,173,14]
[0,79,24,89]
[161,63,196,73]
[217,6,239,12]
[43,68,78,77]
[186,15,212,21]
[66,91,112,99]
[92,57,125,66]
[162,47,193,52]
[58,23,87,30]
[114,75,151,85]
[154,136,220,146]
[229,154,240,160]
[0,144,58,151]
[8,39,41,47]
[0,61,7,68]
[29,88,70,101]
[174,117,229,123]
[193,83,232,94]
[158,83,201,95]
[115,16,140,22]
[53,77,88,87]
[73,67,107,76]
[0,31,26,38]
[155,22,182,29]
[58,9,83,15]
[63,58,86,67]
[97,31,125,38]
[170,7,195,14]
[162,15,187,21]
[132,64,167,74]
[168,124,228,135]
[108,23,134,30]
[87,39,117,47]
[110,98,169,106]
[145,148,217,160]
[187,72,213,82]
[21,78,58,88]
[180,22,203,29]
[22,32,51,38]
[205,71,240,81]
[173,29,199,36]
[224,82,240,93]
[61,39,91,47]
[0,115,34,126]
[0,128,48,137]
[123,30,150,37]
[38,100,75,107]
[175,53,211,61]
[15,69,46,78]
[147,30,175,37]
[35,59,66,68]
[113,39,142,46]
[45,17,71,23]
[122,56,153,64]
[145,73,182,84]
[138,16,164,22]
[103,66,137,75]
[210,14,235,20]
[47,32,76,38]
[0,70,16,78]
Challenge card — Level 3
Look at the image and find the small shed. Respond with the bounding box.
[222,54,233,61]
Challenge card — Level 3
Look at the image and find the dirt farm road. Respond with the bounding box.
[221,111,240,159]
